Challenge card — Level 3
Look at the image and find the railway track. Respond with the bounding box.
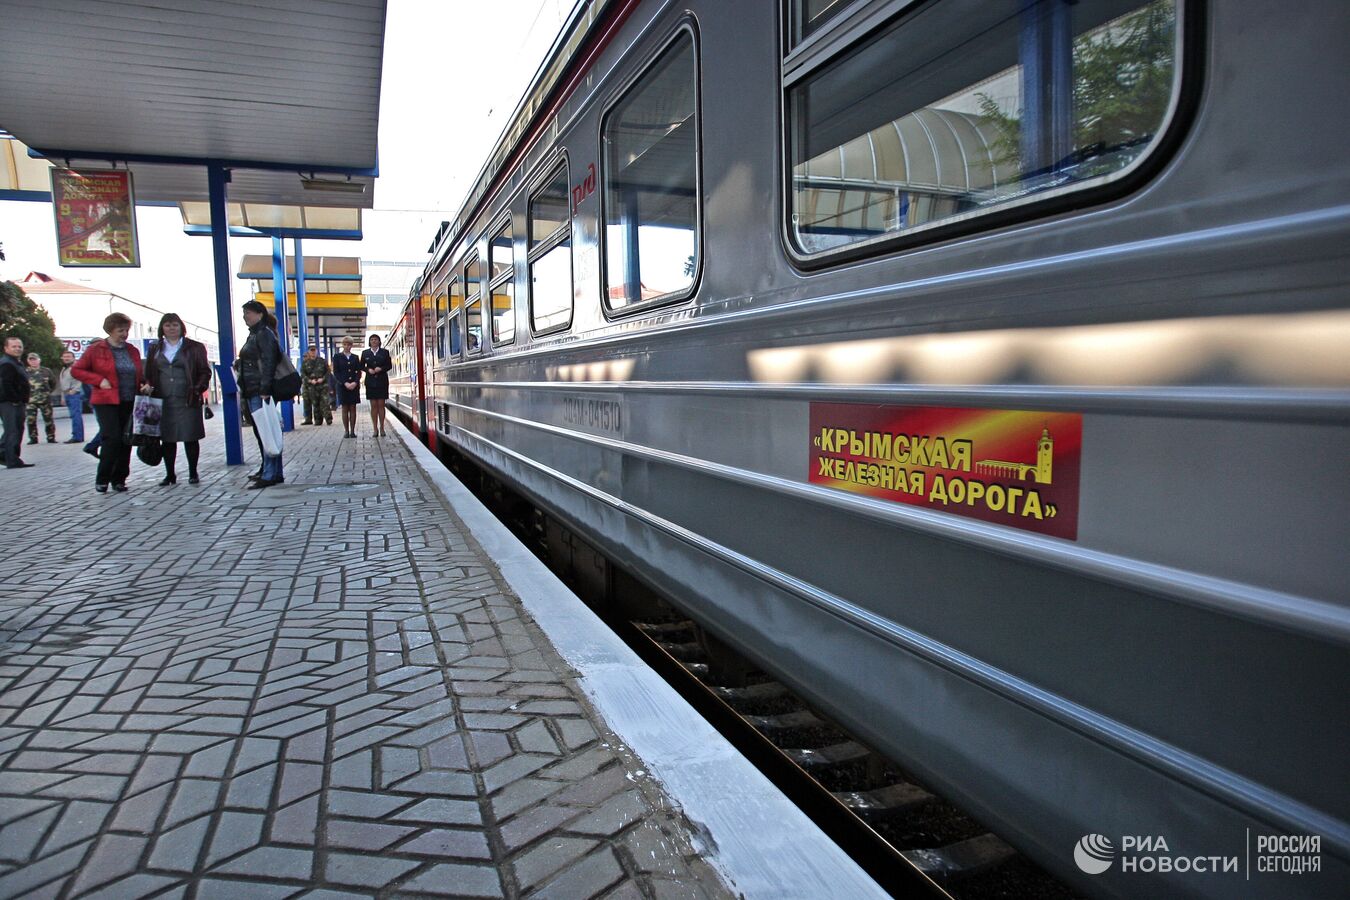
[434,441,1080,899]
[624,616,1079,900]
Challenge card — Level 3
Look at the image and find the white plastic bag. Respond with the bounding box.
[255,398,283,458]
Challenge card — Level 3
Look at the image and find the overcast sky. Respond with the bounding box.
[0,0,575,339]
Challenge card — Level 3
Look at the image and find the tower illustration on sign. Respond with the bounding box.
[976,427,1054,484]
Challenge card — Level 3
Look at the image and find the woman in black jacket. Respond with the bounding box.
[143,313,211,485]
[237,300,283,488]
[360,333,392,437]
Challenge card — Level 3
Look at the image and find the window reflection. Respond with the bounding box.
[531,168,571,244]
[434,284,448,360]
[465,254,483,354]
[529,163,573,333]
[789,0,1178,254]
[531,240,572,332]
[603,33,698,311]
[448,276,463,356]
[491,223,515,345]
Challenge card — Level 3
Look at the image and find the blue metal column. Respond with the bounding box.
[208,165,243,465]
[294,238,310,353]
[270,236,295,432]
[1019,0,1074,177]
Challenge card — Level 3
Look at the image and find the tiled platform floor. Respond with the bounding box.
[0,415,734,899]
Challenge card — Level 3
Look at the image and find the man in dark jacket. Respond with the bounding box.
[0,335,34,468]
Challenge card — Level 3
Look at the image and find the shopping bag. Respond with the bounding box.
[256,398,283,458]
[132,395,163,437]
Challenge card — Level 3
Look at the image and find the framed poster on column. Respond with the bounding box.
[50,168,140,267]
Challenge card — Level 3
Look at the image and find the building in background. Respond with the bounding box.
[362,260,422,332]
[13,271,219,360]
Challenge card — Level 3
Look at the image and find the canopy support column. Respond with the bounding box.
[271,236,294,432]
[208,164,243,466]
[294,238,310,353]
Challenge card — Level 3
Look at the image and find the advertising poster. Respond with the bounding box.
[809,402,1083,540]
[50,168,140,267]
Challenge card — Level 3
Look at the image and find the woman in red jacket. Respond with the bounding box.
[72,312,145,493]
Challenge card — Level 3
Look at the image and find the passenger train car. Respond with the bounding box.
[389,1,1350,895]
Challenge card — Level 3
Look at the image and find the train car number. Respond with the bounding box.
[558,393,624,438]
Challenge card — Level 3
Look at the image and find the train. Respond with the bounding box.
[387,0,1350,896]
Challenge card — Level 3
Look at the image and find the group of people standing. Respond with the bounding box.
[293,333,391,438]
[75,311,211,491]
[332,334,392,437]
[0,340,84,469]
[3,302,392,489]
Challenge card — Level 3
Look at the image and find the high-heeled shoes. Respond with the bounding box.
[160,474,177,486]
[188,474,200,485]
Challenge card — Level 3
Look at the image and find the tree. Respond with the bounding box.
[977,0,1176,179]
[0,281,64,367]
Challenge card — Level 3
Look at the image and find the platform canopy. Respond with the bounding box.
[0,0,386,207]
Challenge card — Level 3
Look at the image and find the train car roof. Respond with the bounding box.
[425,0,624,264]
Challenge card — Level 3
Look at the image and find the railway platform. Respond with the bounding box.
[0,417,886,899]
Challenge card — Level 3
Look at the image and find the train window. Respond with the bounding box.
[464,254,483,354]
[448,275,464,356]
[791,0,854,44]
[786,0,1180,257]
[490,222,515,345]
[602,31,700,314]
[434,279,448,360]
[529,163,573,333]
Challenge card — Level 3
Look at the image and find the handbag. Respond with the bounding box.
[136,438,163,467]
[273,354,302,401]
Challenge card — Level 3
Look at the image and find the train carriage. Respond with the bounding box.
[390,1,1350,895]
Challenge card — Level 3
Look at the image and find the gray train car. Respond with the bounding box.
[390,1,1350,895]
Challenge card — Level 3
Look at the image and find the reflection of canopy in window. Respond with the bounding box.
[794,107,1019,238]
[790,0,1177,253]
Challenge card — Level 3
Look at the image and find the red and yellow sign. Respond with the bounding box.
[809,403,1082,540]
[51,169,140,267]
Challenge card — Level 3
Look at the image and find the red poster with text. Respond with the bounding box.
[51,169,140,267]
[808,403,1082,540]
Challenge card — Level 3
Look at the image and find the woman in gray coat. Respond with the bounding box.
[143,313,211,484]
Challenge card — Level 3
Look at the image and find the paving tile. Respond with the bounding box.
[390,798,481,827]
[395,828,492,861]
[568,790,649,837]
[325,820,416,851]
[512,836,600,891]
[42,799,113,854]
[387,770,476,798]
[67,833,148,896]
[147,815,212,872]
[531,848,626,900]
[0,805,61,864]
[213,845,314,881]
[395,863,504,898]
[323,851,421,889]
[270,794,320,846]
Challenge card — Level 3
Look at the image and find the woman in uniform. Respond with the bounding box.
[360,333,392,437]
[332,336,362,438]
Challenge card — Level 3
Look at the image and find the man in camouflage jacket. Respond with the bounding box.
[25,352,57,444]
[301,346,332,425]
